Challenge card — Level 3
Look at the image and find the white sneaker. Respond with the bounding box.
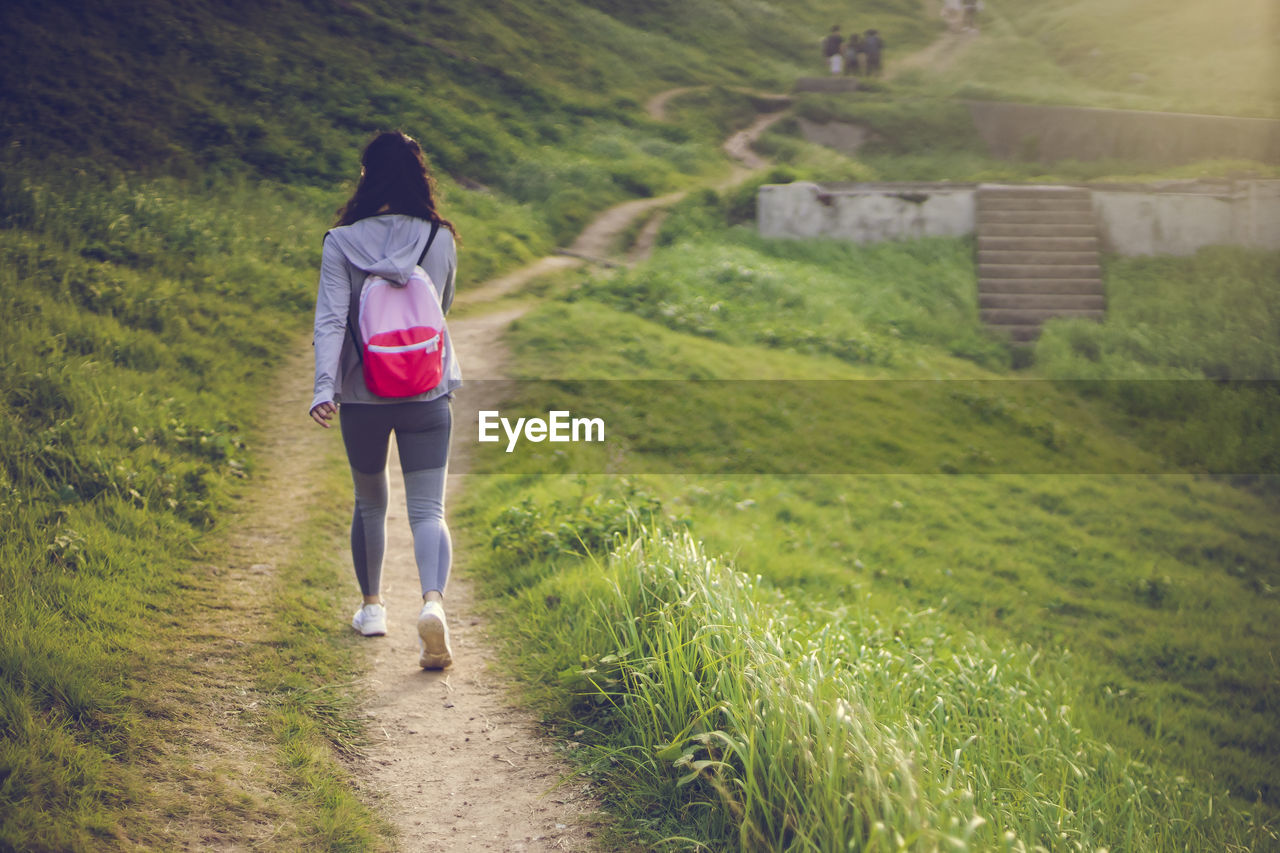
[351,603,387,636]
[417,600,453,669]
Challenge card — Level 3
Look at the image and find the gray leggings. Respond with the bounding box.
[339,398,452,599]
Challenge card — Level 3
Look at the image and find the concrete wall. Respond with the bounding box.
[794,118,879,156]
[967,100,1280,166]
[1092,181,1280,256]
[757,181,976,243]
[757,180,1280,255]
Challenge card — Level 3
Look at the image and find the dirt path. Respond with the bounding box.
[644,85,791,122]
[343,88,793,851]
[886,25,977,80]
[175,83,784,850]
[349,299,596,851]
[348,28,977,843]
[181,25,968,847]
[644,85,704,120]
[722,111,791,171]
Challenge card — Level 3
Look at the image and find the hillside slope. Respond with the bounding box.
[1,1,939,847]
[937,0,1278,116]
[0,0,934,185]
[2,0,1275,848]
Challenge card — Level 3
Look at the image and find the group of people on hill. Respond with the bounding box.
[821,25,884,77]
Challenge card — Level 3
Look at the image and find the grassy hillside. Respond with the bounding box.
[0,0,794,846]
[918,0,1278,117]
[0,0,939,846]
[0,176,339,848]
[0,0,935,187]
[2,0,1276,848]
[455,195,1279,847]
[0,0,849,242]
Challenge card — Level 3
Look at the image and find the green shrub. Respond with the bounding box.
[792,94,988,156]
[1035,247,1280,476]
[588,223,1010,371]
[482,522,1268,850]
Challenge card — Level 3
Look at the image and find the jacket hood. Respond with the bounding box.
[326,214,435,284]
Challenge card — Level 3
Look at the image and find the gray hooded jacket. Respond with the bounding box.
[311,214,460,412]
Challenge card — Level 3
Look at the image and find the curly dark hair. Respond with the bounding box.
[334,131,458,237]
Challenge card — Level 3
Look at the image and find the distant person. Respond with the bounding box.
[942,0,963,32]
[843,33,863,75]
[962,0,981,31]
[862,29,884,76]
[822,25,844,75]
[310,130,461,670]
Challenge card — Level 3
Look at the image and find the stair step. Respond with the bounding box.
[979,236,1098,252]
[982,308,1106,325]
[980,293,1106,310]
[979,278,1105,295]
[980,264,1102,279]
[978,250,1101,266]
[977,196,1093,213]
[980,223,1098,238]
[979,209,1098,225]
[973,184,1106,336]
[988,324,1046,343]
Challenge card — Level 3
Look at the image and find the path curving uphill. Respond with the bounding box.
[345,87,790,851]
[192,22,975,846]
[349,34,982,842]
[186,87,788,852]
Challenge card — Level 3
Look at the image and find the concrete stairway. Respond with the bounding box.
[975,185,1106,342]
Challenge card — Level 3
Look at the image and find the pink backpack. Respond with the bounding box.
[354,223,447,398]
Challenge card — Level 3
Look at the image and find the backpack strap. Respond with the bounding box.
[417,221,441,267]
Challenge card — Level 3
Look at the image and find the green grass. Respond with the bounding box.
[0,0,830,840]
[1038,248,1280,382]
[3,0,1276,846]
[1034,248,1280,481]
[475,522,1271,849]
[829,0,1277,120]
[0,0,936,246]
[0,173,389,849]
[947,0,1279,118]
[455,217,1280,848]
[579,200,1011,371]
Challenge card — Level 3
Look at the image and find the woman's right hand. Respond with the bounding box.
[310,401,338,428]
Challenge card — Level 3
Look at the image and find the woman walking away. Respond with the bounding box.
[310,130,461,669]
